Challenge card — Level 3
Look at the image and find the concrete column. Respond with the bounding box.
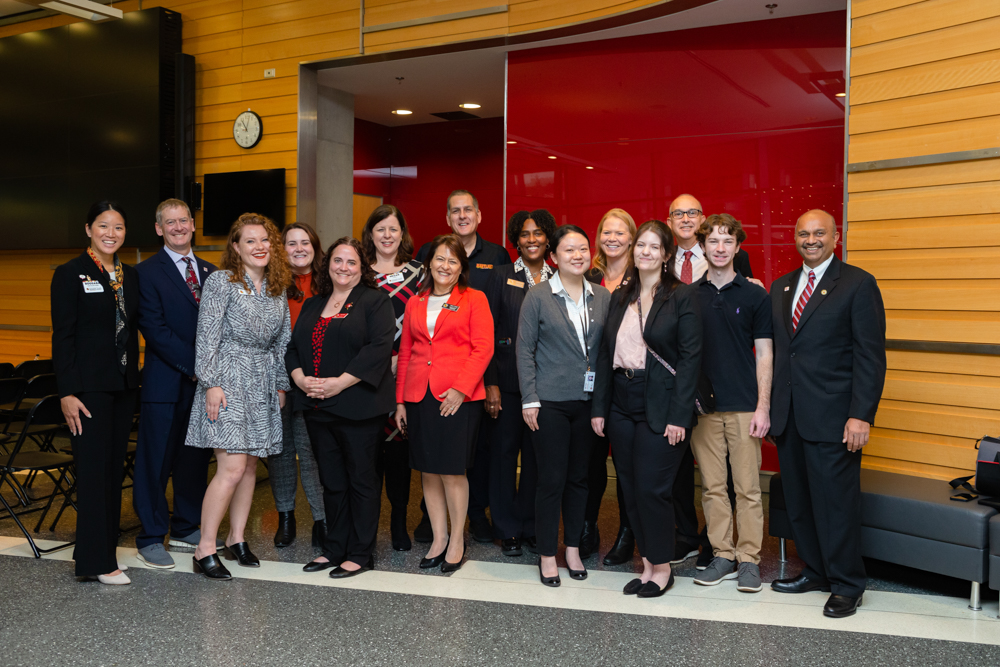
[315,86,354,245]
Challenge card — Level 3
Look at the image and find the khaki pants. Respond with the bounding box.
[690,411,763,564]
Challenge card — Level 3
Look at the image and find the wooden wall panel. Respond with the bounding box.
[851,0,1000,48]
[851,49,1000,106]
[851,16,1000,77]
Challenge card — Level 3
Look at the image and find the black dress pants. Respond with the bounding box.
[529,400,595,557]
[467,414,494,523]
[606,374,687,565]
[305,413,384,567]
[776,405,866,598]
[489,391,537,539]
[584,434,630,528]
[71,389,136,577]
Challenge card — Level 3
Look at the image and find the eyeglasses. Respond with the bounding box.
[670,209,702,220]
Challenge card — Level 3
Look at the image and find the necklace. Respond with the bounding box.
[431,289,453,297]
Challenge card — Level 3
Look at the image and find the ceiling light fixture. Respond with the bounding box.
[585,166,594,170]
[835,92,846,97]
[547,156,557,160]
[507,140,517,144]
[392,109,413,115]
[459,103,481,109]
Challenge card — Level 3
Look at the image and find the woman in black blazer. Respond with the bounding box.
[51,201,140,585]
[286,237,396,578]
[483,209,556,557]
[592,220,702,598]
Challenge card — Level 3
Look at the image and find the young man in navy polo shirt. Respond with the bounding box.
[690,214,773,593]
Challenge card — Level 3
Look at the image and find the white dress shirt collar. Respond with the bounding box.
[793,253,836,306]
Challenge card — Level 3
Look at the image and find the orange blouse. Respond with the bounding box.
[287,272,314,329]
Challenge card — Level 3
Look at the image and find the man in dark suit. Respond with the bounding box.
[768,209,886,618]
[133,199,217,569]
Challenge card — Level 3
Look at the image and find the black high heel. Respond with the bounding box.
[420,540,449,569]
[538,558,561,587]
[223,542,260,568]
[440,543,465,574]
[567,565,588,580]
[193,554,232,580]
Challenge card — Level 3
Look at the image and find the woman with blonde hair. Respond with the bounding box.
[587,208,637,292]
[185,212,294,580]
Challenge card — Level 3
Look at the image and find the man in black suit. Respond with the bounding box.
[768,209,886,618]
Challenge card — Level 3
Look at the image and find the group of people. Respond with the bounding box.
[51,188,885,619]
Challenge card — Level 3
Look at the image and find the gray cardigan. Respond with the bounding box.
[516,278,611,405]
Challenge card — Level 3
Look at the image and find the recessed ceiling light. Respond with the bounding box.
[585,166,594,170]
[835,92,846,97]
[459,103,481,109]
[507,140,517,144]
[392,109,413,115]
[547,156,557,160]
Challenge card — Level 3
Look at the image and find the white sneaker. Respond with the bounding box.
[97,572,131,585]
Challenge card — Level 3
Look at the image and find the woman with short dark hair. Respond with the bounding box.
[52,201,140,585]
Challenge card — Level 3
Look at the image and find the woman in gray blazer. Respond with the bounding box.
[516,225,611,587]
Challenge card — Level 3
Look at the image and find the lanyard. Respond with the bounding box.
[577,295,590,370]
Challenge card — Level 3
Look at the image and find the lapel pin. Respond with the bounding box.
[203,266,208,272]
[784,286,790,292]
[821,289,827,295]
[79,274,86,279]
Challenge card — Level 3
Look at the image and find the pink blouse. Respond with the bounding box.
[613,304,647,370]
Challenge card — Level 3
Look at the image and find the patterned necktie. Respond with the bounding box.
[182,257,201,304]
[792,270,815,331]
[680,250,694,285]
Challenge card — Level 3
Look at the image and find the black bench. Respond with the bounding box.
[990,514,1000,618]
[768,469,998,611]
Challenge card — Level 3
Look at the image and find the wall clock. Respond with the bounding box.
[233,109,262,149]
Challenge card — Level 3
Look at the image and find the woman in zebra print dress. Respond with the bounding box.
[362,204,422,551]
[185,213,293,580]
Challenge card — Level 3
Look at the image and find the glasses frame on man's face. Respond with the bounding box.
[670,209,703,220]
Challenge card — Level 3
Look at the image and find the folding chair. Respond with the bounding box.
[0,395,76,558]
[13,359,53,379]
[0,363,14,379]
[2,374,60,451]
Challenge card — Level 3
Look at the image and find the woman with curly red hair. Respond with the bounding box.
[184,213,294,580]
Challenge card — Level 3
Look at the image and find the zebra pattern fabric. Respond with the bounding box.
[376,259,423,442]
[185,270,292,457]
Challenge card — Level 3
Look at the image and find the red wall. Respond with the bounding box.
[354,117,505,252]
[506,11,847,289]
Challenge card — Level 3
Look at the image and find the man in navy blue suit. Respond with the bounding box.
[133,199,217,568]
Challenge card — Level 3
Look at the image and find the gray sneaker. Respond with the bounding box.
[693,556,737,586]
[168,530,224,550]
[736,561,763,592]
[137,543,175,569]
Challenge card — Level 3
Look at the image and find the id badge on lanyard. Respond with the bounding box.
[580,304,594,393]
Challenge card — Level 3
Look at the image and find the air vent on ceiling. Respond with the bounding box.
[430,111,481,121]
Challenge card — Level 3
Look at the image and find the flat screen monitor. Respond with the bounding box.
[202,169,286,236]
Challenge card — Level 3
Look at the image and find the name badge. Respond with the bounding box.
[507,278,525,289]
[476,263,493,270]
[83,281,104,293]
[237,288,251,296]
[583,371,596,393]
[442,303,459,312]
[332,313,348,319]
[386,272,404,284]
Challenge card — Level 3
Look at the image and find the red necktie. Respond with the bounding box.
[183,257,201,304]
[792,270,815,331]
[680,250,693,285]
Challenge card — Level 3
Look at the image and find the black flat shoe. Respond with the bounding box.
[420,542,449,569]
[501,537,522,557]
[578,521,599,559]
[274,511,296,548]
[623,578,643,595]
[223,542,260,568]
[771,573,831,594]
[330,559,375,579]
[823,593,863,618]
[303,559,335,573]
[311,519,327,549]
[192,554,232,580]
[441,544,466,574]
[568,566,588,581]
[603,526,636,566]
[637,572,675,598]
[413,512,433,543]
[390,511,411,551]
[538,558,561,587]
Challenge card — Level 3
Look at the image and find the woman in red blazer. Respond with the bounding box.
[395,234,494,573]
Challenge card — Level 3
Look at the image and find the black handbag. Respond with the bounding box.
[949,435,1000,499]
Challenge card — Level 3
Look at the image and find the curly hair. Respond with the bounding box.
[315,237,377,297]
[283,222,325,301]
[507,209,558,256]
[592,208,637,276]
[360,204,415,267]
[695,213,747,245]
[220,213,293,298]
[417,234,469,295]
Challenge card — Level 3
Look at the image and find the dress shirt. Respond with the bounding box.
[522,271,594,410]
[672,243,707,282]
[163,246,201,285]
[793,253,836,306]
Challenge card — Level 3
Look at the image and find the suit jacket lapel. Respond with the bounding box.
[159,249,200,308]
[431,289,463,336]
[793,257,841,336]
[781,271,797,337]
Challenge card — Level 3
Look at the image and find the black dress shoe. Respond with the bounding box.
[603,526,635,566]
[637,573,675,598]
[274,511,296,548]
[568,566,588,580]
[414,512,433,543]
[670,540,699,565]
[303,559,336,573]
[501,537,522,557]
[311,519,327,549]
[538,559,560,587]
[390,511,411,551]
[523,536,537,554]
[623,578,643,595]
[441,544,466,574]
[420,543,448,569]
[192,554,232,580]
[330,559,375,579]
[771,573,832,594]
[223,542,260,568]
[470,517,494,543]
[823,593,863,618]
[578,521,600,559]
